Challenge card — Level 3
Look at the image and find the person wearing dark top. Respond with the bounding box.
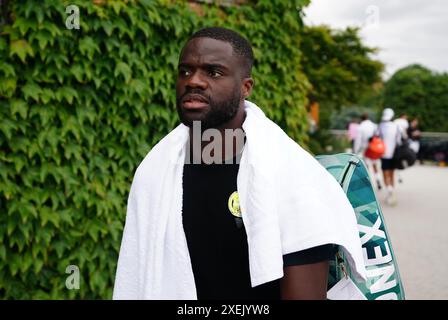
[407,118,421,155]
[175,27,337,300]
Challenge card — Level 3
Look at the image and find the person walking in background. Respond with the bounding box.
[378,108,402,206]
[353,113,382,190]
[407,118,421,155]
[394,114,413,184]
[347,117,360,151]
[394,113,409,141]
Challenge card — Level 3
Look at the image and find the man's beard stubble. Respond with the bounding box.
[176,89,242,130]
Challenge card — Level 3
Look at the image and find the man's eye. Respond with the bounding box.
[208,70,222,78]
[179,69,191,76]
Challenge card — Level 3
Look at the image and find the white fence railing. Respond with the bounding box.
[330,130,448,139]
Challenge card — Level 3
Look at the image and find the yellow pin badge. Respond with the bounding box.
[228,191,241,218]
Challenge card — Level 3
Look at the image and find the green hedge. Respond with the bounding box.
[0,0,310,299]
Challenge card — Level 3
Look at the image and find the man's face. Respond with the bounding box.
[176,37,245,130]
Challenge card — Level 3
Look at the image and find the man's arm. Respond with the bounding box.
[280,261,329,300]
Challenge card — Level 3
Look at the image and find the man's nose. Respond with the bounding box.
[186,70,208,90]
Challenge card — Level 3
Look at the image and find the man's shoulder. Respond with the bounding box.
[360,119,375,127]
[134,124,188,176]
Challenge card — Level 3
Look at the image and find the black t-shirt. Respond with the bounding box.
[182,154,335,300]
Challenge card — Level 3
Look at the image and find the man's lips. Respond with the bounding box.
[182,94,209,110]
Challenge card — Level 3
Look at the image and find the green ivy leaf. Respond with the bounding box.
[22,82,42,102]
[35,5,45,24]
[33,259,44,274]
[137,20,150,38]
[79,36,100,60]
[114,61,132,83]
[55,87,79,105]
[70,64,84,83]
[53,240,66,258]
[0,119,17,140]
[45,52,69,70]
[40,21,62,37]
[109,0,125,15]
[13,154,27,173]
[101,20,114,36]
[7,218,17,237]
[13,17,36,36]
[34,30,54,50]
[0,62,16,77]
[0,78,17,98]
[40,88,55,104]
[0,246,6,261]
[10,99,28,119]
[130,78,147,97]
[9,40,35,63]
[9,254,20,276]
[40,207,60,228]
[19,255,31,273]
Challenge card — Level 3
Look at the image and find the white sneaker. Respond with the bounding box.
[386,192,397,206]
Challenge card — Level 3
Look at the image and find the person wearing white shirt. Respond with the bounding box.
[353,114,377,155]
[394,114,409,141]
[353,113,382,190]
[378,108,402,205]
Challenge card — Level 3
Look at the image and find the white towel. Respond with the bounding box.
[113,100,366,300]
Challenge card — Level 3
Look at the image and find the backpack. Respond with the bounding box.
[315,153,405,300]
[364,135,386,160]
[393,141,417,169]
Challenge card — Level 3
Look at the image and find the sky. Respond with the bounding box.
[303,0,448,79]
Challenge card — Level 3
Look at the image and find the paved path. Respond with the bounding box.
[376,164,448,299]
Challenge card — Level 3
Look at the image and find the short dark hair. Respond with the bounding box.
[361,113,369,121]
[187,27,254,77]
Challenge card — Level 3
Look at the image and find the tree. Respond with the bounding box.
[300,25,384,108]
[383,64,448,132]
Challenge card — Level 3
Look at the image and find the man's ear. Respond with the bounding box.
[242,78,254,99]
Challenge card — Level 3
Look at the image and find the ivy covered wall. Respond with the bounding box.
[0,0,310,298]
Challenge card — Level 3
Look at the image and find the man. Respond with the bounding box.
[407,118,421,154]
[394,113,409,141]
[353,113,382,190]
[113,27,365,300]
[378,108,402,205]
[353,114,376,156]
